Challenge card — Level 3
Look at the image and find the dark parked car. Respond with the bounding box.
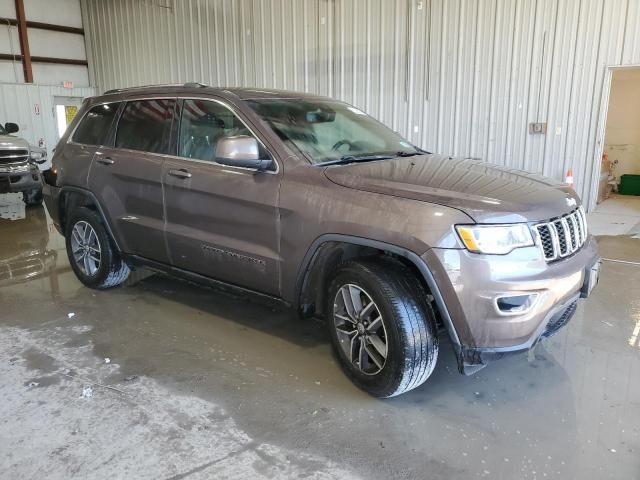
[0,122,47,205]
[43,84,601,397]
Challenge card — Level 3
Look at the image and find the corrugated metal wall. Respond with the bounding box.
[0,83,96,168]
[80,0,640,209]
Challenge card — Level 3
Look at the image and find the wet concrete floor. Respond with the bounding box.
[1,195,639,479]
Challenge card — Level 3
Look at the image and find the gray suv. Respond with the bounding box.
[43,84,601,397]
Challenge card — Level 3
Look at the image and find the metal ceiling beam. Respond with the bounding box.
[0,17,84,35]
[14,0,33,83]
[0,53,88,66]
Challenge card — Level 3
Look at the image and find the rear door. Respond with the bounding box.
[162,98,281,295]
[88,98,176,263]
[61,102,120,189]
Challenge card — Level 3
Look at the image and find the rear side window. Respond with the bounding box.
[72,103,120,146]
[115,99,176,154]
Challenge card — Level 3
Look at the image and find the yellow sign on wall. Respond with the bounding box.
[65,105,78,126]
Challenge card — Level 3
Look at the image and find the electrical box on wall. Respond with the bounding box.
[529,123,547,134]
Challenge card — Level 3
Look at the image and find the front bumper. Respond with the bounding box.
[424,236,600,373]
[0,165,42,194]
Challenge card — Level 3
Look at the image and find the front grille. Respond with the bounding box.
[535,207,588,262]
[0,149,29,165]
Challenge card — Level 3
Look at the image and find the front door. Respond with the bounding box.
[88,98,176,263]
[163,98,281,295]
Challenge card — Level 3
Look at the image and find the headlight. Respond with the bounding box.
[455,224,534,254]
[30,150,46,161]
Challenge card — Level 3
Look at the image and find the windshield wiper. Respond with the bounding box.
[318,149,428,166]
[318,154,395,166]
[395,151,424,157]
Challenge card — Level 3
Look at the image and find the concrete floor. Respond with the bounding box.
[590,194,640,237]
[1,193,639,480]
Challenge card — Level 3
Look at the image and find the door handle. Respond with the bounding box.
[168,168,192,179]
[96,157,114,165]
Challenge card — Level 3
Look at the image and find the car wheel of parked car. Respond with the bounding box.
[326,257,439,398]
[65,207,131,289]
[22,188,43,206]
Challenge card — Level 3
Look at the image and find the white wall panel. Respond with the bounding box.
[0,24,21,54]
[28,29,87,60]
[31,63,89,87]
[81,0,640,209]
[24,0,83,27]
[0,0,15,18]
[0,60,23,83]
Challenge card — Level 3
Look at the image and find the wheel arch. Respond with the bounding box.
[295,234,461,350]
[58,186,122,251]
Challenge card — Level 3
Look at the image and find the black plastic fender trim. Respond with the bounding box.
[295,234,462,351]
[58,186,122,251]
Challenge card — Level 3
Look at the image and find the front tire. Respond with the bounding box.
[65,207,131,289]
[326,258,439,398]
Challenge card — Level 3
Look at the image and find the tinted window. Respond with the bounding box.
[116,99,176,154]
[73,103,120,146]
[178,99,258,162]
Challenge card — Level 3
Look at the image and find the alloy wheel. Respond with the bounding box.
[70,220,102,277]
[333,284,388,375]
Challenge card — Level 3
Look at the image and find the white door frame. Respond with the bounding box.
[588,64,640,211]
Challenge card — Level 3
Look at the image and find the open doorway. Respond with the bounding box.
[53,96,83,140]
[590,68,640,236]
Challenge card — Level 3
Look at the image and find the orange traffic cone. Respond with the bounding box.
[565,168,574,187]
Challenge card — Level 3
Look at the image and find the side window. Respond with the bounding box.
[115,99,176,154]
[72,102,121,146]
[178,99,264,162]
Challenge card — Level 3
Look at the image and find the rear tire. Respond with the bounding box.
[326,257,439,398]
[22,188,43,206]
[65,207,130,289]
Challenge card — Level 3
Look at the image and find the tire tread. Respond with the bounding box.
[328,257,438,398]
[66,207,131,289]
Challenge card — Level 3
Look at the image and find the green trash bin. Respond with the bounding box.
[619,174,640,196]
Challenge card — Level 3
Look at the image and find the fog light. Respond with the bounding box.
[495,293,538,315]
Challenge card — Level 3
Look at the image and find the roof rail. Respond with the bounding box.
[103,82,208,95]
[183,82,208,88]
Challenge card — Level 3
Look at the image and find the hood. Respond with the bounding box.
[324,155,581,223]
[0,135,30,150]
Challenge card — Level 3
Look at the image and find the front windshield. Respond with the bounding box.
[0,124,6,135]
[247,99,420,164]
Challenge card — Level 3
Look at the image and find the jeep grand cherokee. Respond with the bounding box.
[43,84,601,397]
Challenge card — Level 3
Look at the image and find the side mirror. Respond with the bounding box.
[215,135,273,171]
[4,122,19,134]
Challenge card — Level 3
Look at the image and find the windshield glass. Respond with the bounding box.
[0,124,6,135]
[247,99,420,164]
